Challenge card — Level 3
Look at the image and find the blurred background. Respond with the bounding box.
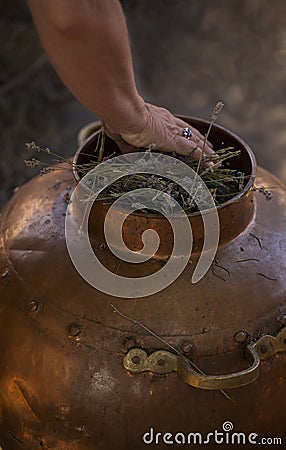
[1,0,286,208]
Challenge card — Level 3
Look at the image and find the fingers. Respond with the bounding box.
[173,125,214,156]
[117,125,213,157]
[105,103,216,160]
[174,136,213,158]
[174,117,214,153]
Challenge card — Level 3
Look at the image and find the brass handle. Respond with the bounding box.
[123,328,286,390]
[177,345,259,390]
[123,345,259,390]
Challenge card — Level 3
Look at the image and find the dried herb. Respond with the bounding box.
[25,102,250,212]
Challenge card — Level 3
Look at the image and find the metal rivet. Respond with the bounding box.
[277,313,286,326]
[27,299,39,313]
[260,345,267,354]
[181,340,193,354]
[68,323,82,339]
[131,355,140,365]
[233,331,249,344]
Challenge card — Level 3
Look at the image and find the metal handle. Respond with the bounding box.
[123,345,259,390]
[177,345,259,390]
[123,328,286,390]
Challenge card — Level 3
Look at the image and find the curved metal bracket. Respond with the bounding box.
[123,328,286,390]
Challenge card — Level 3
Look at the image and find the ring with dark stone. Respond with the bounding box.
[182,127,192,139]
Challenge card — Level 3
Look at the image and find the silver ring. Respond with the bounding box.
[182,127,192,140]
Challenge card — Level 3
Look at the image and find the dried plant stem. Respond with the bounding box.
[192,101,225,202]
[97,124,106,163]
[25,103,247,212]
[199,101,224,174]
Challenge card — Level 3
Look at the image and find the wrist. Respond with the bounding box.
[101,95,148,136]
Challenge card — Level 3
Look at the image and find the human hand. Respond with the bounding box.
[105,102,214,158]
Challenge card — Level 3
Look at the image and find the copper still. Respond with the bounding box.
[0,117,286,449]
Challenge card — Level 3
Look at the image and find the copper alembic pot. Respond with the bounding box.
[0,117,286,449]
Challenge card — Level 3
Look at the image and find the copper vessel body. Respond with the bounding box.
[0,118,286,449]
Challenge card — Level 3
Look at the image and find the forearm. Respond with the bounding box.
[27,0,145,132]
[27,0,214,156]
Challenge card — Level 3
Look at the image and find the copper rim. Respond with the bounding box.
[73,116,257,218]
